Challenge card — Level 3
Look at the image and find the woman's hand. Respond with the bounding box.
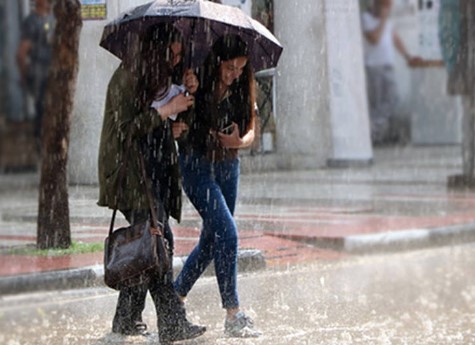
[157,93,194,120]
[217,123,242,148]
[217,121,256,149]
[216,122,256,149]
[183,69,199,94]
[172,121,189,139]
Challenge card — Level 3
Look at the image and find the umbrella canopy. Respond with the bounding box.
[99,0,283,72]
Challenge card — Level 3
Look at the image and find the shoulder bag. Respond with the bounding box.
[103,133,170,290]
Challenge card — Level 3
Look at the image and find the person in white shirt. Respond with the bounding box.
[361,0,420,144]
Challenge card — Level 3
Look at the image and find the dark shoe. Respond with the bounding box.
[112,321,149,336]
[160,321,206,344]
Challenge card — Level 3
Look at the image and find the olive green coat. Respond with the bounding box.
[97,65,182,222]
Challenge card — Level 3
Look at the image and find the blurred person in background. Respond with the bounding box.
[361,0,421,145]
[16,0,55,152]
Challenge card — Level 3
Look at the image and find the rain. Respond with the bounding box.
[1,0,475,344]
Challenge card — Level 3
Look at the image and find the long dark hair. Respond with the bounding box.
[198,34,256,135]
[126,24,184,110]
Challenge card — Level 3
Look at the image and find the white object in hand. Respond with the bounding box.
[151,84,186,121]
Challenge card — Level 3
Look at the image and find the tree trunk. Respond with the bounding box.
[37,0,82,249]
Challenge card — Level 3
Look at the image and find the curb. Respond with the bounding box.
[265,224,475,254]
[0,249,266,296]
[343,223,475,253]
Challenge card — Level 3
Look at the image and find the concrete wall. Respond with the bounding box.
[69,21,119,184]
[273,0,372,168]
[272,0,333,169]
[69,1,146,184]
[324,0,372,165]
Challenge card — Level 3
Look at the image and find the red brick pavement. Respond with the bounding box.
[2,191,475,278]
[0,224,342,277]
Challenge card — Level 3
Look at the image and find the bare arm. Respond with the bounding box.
[393,31,411,61]
[393,31,426,67]
[239,117,256,148]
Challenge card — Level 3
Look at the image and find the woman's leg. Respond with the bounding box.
[215,159,261,337]
[112,286,147,335]
[176,156,259,337]
[174,231,216,297]
[174,155,216,297]
[150,222,186,324]
[111,209,149,335]
[174,155,239,308]
[149,221,206,342]
[213,158,240,310]
[215,158,240,216]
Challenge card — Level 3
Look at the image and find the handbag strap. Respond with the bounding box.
[108,129,133,236]
[137,152,163,232]
[108,130,164,237]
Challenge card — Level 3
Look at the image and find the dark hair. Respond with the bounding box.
[212,35,249,63]
[198,35,256,134]
[130,24,184,109]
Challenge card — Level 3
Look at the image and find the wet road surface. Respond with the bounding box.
[1,243,474,344]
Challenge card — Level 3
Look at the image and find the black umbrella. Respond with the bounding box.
[99,0,283,72]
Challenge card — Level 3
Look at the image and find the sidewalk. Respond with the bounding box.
[1,145,475,295]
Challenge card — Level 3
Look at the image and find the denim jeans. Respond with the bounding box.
[174,153,240,309]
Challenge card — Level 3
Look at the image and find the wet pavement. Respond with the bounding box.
[1,145,475,295]
[1,243,474,344]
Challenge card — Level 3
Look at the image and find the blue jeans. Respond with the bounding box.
[174,154,240,309]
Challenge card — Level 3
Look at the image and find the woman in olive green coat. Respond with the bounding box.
[97,25,205,343]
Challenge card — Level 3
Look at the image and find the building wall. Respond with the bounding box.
[273,0,372,168]
[272,0,332,168]
[68,20,119,184]
[326,0,372,164]
[69,1,142,184]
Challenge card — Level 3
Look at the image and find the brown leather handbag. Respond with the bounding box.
[104,138,170,290]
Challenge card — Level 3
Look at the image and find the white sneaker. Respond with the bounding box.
[224,312,262,338]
